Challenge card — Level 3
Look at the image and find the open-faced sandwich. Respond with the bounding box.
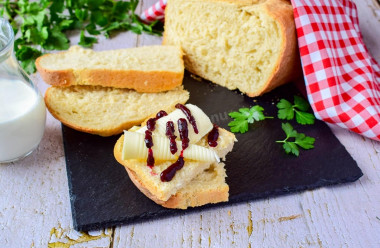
[114,103,236,209]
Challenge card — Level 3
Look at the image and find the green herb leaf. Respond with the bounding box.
[43,26,70,50]
[78,30,97,48]
[88,0,106,9]
[130,23,143,34]
[91,11,108,27]
[86,23,101,35]
[75,8,88,21]
[283,142,299,156]
[277,99,294,120]
[15,45,42,74]
[24,26,48,44]
[228,105,272,133]
[282,122,298,138]
[276,123,315,156]
[49,1,65,21]
[129,0,139,11]
[295,111,315,125]
[277,96,315,125]
[293,95,310,112]
[229,111,249,120]
[295,133,315,149]
[59,20,74,30]
[228,119,249,134]
[102,22,121,37]
[249,105,265,122]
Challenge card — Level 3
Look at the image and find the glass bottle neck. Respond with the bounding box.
[0,18,14,63]
[0,18,38,93]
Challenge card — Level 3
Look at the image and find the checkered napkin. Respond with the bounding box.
[142,0,380,141]
[291,0,380,141]
[140,0,167,22]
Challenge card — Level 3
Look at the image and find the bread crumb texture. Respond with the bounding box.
[164,0,297,96]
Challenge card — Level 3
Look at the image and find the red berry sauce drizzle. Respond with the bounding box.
[207,124,219,147]
[144,130,154,168]
[156,110,168,119]
[143,110,168,168]
[175,103,199,134]
[165,121,177,154]
[160,155,185,182]
[142,106,219,182]
[160,118,189,182]
[177,118,189,150]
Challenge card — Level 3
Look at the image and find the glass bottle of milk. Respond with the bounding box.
[0,18,46,163]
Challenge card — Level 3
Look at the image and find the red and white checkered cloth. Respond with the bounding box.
[142,0,380,141]
[292,0,380,141]
[141,0,167,22]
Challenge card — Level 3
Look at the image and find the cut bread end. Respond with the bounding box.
[163,0,300,97]
[36,45,185,92]
[44,85,189,136]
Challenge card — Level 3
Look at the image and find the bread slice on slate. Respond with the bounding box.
[44,85,189,136]
[113,127,236,209]
[36,45,184,93]
[163,0,301,97]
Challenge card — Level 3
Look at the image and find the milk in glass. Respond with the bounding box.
[0,18,46,163]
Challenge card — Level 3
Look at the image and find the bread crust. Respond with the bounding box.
[35,48,185,93]
[254,0,302,97]
[114,135,229,209]
[163,0,301,97]
[44,87,189,136]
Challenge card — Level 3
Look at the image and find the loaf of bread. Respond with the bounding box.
[44,86,189,136]
[114,127,236,209]
[36,45,184,93]
[163,0,300,97]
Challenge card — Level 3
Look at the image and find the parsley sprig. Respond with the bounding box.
[228,105,273,133]
[276,123,315,156]
[277,96,315,125]
[228,96,317,156]
[0,0,163,74]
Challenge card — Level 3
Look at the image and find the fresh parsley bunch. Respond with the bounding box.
[0,0,163,74]
[228,95,317,156]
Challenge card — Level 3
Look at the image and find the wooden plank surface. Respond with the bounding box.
[1,0,380,247]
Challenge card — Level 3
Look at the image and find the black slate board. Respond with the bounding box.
[63,74,363,231]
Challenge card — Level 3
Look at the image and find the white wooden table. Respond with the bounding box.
[1,1,380,247]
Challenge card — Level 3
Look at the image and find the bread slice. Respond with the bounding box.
[36,45,184,93]
[163,0,300,97]
[113,126,236,209]
[44,86,189,136]
[126,162,229,209]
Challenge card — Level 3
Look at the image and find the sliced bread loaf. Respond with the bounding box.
[113,126,236,209]
[163,0,300,97]
[36,45,184,92]
[44,86,189,136]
